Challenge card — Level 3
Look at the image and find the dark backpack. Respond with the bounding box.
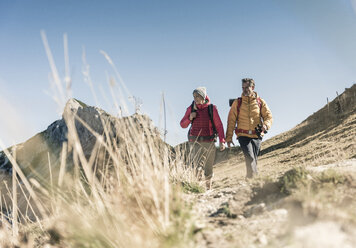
[188,101,218,141]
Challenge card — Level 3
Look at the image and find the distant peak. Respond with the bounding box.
[63,98,84,117]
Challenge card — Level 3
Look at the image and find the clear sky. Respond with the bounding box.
[1,0,356,148]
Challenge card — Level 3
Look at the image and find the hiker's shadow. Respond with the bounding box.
[214,146,242,165]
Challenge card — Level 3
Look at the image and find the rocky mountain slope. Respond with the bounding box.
[0,98,167,221]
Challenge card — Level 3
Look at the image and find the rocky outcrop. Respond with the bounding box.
[0,99,167,220]
[0,99,166,179]
[1,99,110,179]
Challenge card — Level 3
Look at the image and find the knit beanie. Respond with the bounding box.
[193,87,207,100]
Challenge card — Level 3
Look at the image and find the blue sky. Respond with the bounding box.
[0,0,356,147]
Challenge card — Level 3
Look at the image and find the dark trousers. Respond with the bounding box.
[238,136,262,178]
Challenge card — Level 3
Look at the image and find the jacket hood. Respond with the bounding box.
[195,95,211,110]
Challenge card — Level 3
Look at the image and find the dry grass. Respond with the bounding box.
[0,33,203,248]
[2,33,355,248]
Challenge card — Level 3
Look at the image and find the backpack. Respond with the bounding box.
[188,101,218,141]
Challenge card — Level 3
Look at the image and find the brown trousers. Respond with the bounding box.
[189,141,216,179]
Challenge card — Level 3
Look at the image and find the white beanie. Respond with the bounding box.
[193,87,207,99]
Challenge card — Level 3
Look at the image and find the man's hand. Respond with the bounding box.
[219,142,226,151]
[262,124,268,133]
[227,141,235,148]
[189,112,197,121]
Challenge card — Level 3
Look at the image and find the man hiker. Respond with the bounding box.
[180,87,226,190]
[226,78,273,179]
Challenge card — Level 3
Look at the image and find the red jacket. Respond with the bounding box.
[180,96,226,143]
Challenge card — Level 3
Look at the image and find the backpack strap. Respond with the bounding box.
[236,97,242,120]
[234,97,264,136]
[190,102,216,130]
[188,101,195,138]
[208,104,217,134]
[189,101,196,123]
[256,97,264,124]
[188,103,217,142]
[236,97,262,119]
[256,97,262,111]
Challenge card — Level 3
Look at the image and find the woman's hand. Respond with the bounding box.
[189,112,197,121]
[219,142,226,151]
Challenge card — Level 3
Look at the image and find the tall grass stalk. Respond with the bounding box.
[12,146,18,237]
[0,33,201,247]
[0,139,47,226]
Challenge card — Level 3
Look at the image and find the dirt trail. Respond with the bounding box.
[187,88,356,247]
[185,84,356,247]
[189,158,289,248]
[188,148,356,248]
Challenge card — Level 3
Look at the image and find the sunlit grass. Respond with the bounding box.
[0,32,202,247]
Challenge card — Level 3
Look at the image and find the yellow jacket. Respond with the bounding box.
[226,92,273,141]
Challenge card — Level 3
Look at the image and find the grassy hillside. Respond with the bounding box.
[260,84,356,169]
[190,84,356,248]
[0,102,200,248]
[1,84,355,247]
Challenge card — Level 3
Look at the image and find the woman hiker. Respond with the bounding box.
[180,87,226,190]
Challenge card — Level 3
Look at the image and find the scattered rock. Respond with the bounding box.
[237,215,245,220]
[213,193,223,198]
[257,232,268,245]
[209,202,237,218]
[271,208,288,220]
[244,203,266,217]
